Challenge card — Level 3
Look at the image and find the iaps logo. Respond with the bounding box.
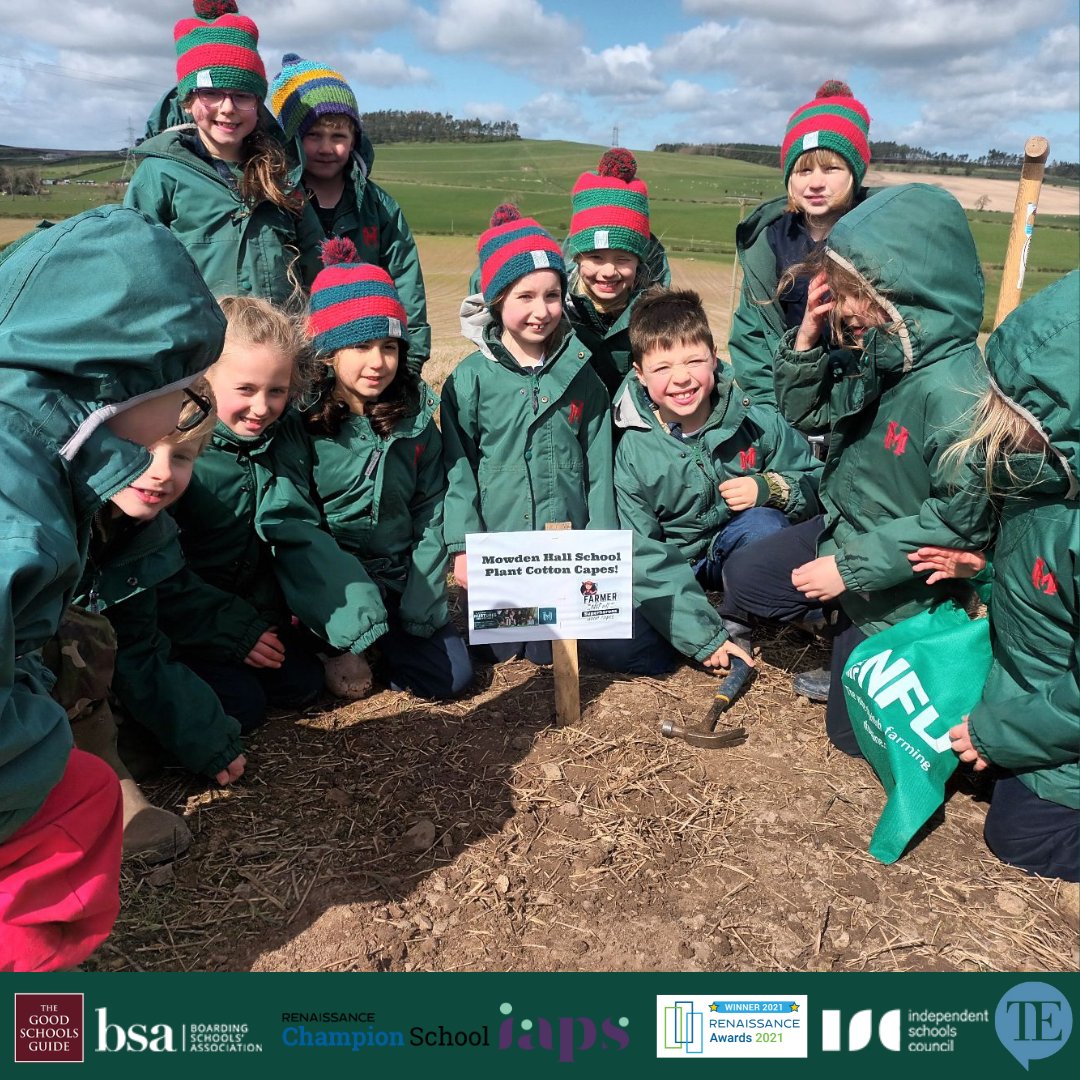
[14,994,84,1063]
[496,1001,629,1063]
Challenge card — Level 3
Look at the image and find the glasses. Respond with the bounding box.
[176,386,214,432]
[193,88,259,112]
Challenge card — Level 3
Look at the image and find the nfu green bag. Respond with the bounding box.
[841,601,992,863]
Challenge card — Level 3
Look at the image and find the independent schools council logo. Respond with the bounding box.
[822,1009,901,1052]
[14,994,84,1063]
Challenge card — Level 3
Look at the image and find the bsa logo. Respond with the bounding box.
[362,225,379,248]
[822,1008,901,1052]
[1032,558,1058,596]
[568,400,584,427]
[14,994,84,1063]
[884,421,909,456]
[739,447,757,471]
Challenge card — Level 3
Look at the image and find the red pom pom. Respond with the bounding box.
[194,0,238,18]
[320,236,357,268]
[816,80,852,99]
[489,203,521,228]
[597,148,637,182]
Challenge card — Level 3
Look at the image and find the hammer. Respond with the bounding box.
[660,657,753,749]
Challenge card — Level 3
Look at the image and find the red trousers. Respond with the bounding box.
[0,748,122,972]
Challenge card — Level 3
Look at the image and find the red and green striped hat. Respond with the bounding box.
[567,148,651,261]
[781,80,870,186]
[477,203,566,305]
[174,1,267,102]
[308,238,409,355]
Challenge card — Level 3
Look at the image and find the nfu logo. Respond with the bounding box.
[497,1001,629,1063]
[96,1008,176,1053]
[822,1009,901,1052]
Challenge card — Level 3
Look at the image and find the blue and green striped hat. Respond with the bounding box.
[270,54,361,141]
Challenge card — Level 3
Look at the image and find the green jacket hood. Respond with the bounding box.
[985,270,1079,499]
[458,292,574,366]
[826,184,984,374]
[611,364,736,438]
[0,206,225,491]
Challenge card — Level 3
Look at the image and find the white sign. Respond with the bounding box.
[465,530,633,643]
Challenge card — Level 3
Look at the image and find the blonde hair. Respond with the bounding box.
[943,386,1048,493]
[215,296,314,402]
[785,147,856,214]
[164,374,217,455]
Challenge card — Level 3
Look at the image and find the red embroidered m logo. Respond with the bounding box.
[413,443,424,468]
[362,225,378,248]
[884,421,909,455]
[1032,558,1058,596]
[739,447,757,471]
[568,400,584,427]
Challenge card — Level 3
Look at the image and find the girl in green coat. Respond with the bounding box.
[442,206,616,664]
[297,240,472,699]
[126,2,320,305]
[909,271,1078,882]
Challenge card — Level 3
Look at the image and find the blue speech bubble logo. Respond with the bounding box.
[995,981,1072,1070]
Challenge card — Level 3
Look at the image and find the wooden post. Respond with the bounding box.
[545,522,579,727]
[993,136,1050,329]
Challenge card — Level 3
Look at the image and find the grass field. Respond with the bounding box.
[1,138,1076,331]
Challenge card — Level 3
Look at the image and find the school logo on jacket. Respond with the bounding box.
[739,447,757,471]
[413,443,424,469]
[568,400,584,429]
[884,421,909,456]
[1032,558,1058,596]
[362,225,379,249]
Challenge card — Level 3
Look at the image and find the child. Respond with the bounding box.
[719,184,994,756]
[63,380,257,863]
[171,296,387,724]
[563,149,670,399]
[125,1,321,305]
[282,240,472,699]
[269,54,432,374]
[612,288,822,674]
[908,271,1078,882]
[442,205,615,664]
[728,80,871,411]
[0,205,225,970]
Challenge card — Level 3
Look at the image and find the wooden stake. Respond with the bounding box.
[545,522,579,727]
[993,136,1050,329]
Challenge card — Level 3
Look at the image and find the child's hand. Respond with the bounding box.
[949,717,990,772]
[244,628,285,669]
[453,552,468,589]
[794,272,834,352]
[215,754,246,786]
[704,638,756,671]
[719,476,760,512]
[908,546,987,584]
[792,555,846,601]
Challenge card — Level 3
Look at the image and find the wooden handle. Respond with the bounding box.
[993,136,1050,329]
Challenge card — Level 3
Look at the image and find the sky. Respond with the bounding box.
[1,0,1077,161]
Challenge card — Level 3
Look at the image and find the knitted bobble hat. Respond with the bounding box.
[308,238,409,355]
[781,80,871,186]
[567,148,651,260]
[477,204,566,305]
[269,54,362,142]
[174,0,267,101]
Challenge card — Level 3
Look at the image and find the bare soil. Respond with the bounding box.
[18,224,1069,975]
[864,170,1079,216]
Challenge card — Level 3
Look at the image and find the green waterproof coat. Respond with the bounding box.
[0,206,225,841]
[173,410,388,656]
[312,134,432,374]
[967,271,1079,811]
[283,384,449,638]
[728,192,873,411]
[613,369,822,661]
[125,123,322,305]
[773,184,995,633]
[74,513,247,778]
[441,298,616,554]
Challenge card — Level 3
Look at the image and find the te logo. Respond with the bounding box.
[497,1001,629,1062]
[884,422,909,456]
[822,1009,900,1052]
[996,981,1073,1070]
[739,447,757,471]
[1032,558,1058,596]
[96,1008,176,1053]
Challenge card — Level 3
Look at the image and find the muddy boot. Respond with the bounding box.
[323,650,373,700]
[71,701,192,864]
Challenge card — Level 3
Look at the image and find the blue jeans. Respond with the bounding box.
[694,507,790,592]
[382,612,474,700]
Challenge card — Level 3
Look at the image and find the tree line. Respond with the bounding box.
[655,141,1079,179]
[361,110,520,143]
[0,165,45,195]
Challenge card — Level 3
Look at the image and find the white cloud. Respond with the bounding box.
[416,0,581,62]
[339,47,431,87]
[577,44,664,98]
[463,100,514,122]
